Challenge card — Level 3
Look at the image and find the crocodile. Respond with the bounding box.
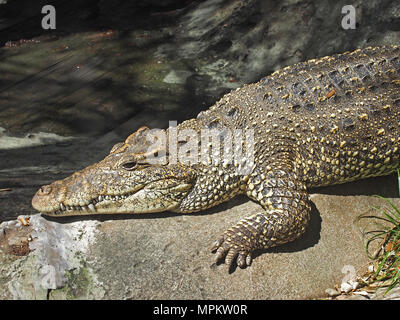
[32,45,400,269]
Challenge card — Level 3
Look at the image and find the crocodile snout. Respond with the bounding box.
[31,183,65,214]
[31,185,52,211]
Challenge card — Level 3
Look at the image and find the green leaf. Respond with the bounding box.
[397,169,400,197]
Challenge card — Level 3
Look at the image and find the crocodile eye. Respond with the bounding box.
[121,161,138,171]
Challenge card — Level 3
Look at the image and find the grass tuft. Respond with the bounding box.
[357,191,400,295]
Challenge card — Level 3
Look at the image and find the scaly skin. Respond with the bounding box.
[32,45,400,270]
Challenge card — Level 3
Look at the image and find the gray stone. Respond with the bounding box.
[163,70,194,84]
[325,288,340,297]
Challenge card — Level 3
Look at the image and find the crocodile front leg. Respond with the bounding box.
[212,166,311,269]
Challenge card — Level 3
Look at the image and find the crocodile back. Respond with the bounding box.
[199,46,400,187]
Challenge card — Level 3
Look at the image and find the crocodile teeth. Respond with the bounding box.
[51,193,133,215]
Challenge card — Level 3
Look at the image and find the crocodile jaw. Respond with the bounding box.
[32,178,194,216]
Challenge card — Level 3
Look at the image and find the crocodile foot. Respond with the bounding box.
[211,233,253,269]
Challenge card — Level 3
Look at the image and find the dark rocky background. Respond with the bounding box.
[1,0,399,137]
[0,0,400,300]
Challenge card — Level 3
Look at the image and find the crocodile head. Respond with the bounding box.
[32,127,196,216]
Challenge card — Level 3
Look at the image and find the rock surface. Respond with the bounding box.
[1,0,400,300]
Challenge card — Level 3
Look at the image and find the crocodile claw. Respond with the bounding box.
[211,235,252,270]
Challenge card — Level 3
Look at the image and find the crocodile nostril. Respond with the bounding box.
[38,185,52,196]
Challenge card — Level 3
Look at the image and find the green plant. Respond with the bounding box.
[397,169,400,197]
[357,196,400,295]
